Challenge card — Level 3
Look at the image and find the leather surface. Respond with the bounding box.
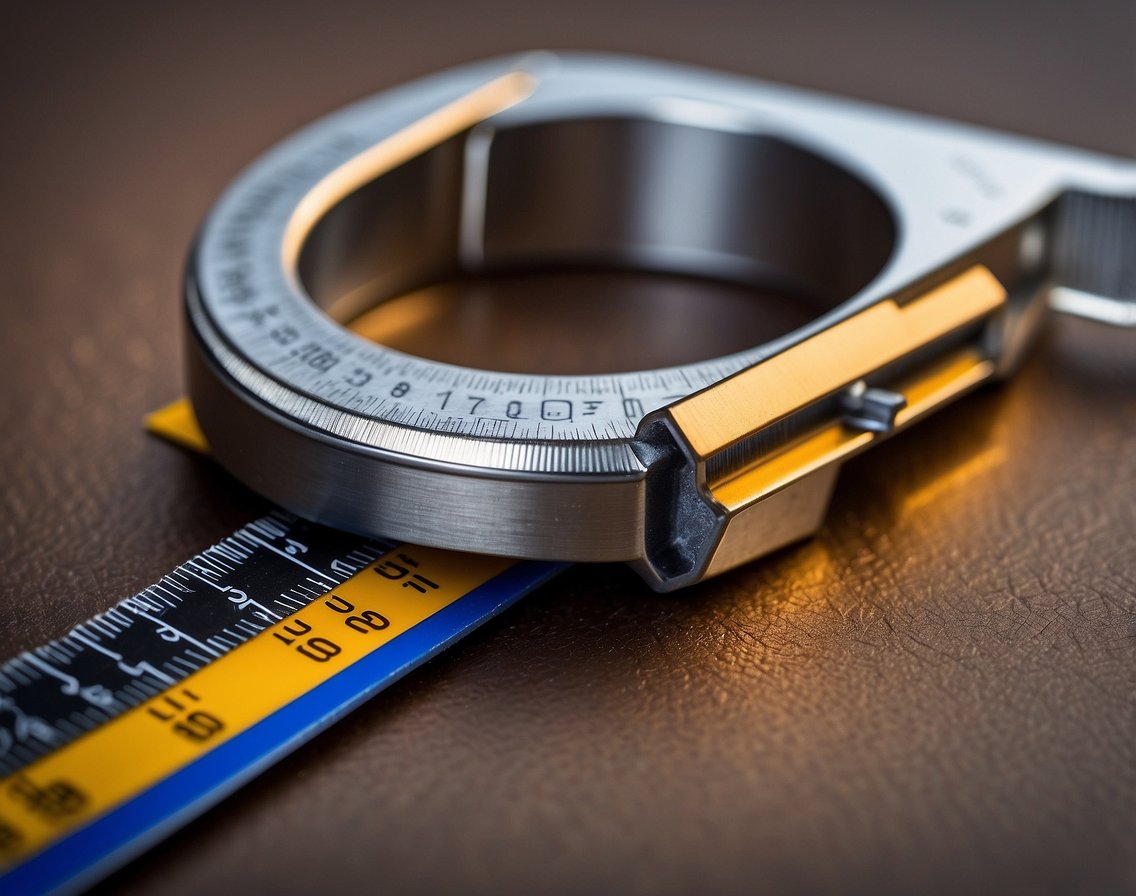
[2,2,1134,893]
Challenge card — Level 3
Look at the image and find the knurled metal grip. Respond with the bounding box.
[185,53,1136,590]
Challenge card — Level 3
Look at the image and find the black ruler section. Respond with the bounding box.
[0,511,392,776]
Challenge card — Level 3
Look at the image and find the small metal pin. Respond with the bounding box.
[840,381,907,433]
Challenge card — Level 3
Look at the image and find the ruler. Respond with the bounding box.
[0,402,563,894]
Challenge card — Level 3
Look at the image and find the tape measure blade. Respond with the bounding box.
[0,557,563,894]
[144,398,209,454]
[0,402,565,892]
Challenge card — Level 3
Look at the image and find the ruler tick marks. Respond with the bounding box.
[237,531,337,584]
[0,505,560,891]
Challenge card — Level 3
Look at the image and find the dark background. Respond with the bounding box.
[2,2,1134,893]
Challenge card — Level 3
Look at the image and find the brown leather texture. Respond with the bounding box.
[2,2,1134,893]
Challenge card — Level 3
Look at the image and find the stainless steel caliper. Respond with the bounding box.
[185,52,1135,590]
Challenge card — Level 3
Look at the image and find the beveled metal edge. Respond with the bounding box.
[186,273,648,481]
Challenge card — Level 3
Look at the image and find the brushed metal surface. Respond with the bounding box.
[188,337,647,560]
[188,53,1135,576]
[3,2,1134,892]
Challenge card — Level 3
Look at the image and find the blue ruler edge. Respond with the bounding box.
[2,560,564,895]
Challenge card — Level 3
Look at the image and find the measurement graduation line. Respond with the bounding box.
[0,404,565,894]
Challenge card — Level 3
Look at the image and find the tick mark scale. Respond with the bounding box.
[0,413,561,893]
[186,52,1136,590]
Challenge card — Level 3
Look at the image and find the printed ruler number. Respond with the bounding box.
[273,619,341,663]
[322,595,390,634]
[374,552,439,594]
[147,688,224,743]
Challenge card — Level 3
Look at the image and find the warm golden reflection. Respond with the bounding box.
[347,270,817,375]
[900,442,1007,515]
[671,266,1006,460]
[282,70,536,271]
[348,286,452,342]
[712,347,997,513]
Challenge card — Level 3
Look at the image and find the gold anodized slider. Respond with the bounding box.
[658,266,1008,578]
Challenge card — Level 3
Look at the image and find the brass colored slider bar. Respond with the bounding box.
[710,347,997,514]
[667,265,1007,462]
[636,266,1008,588]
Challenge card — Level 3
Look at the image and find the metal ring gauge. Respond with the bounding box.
[3,52,1134,892]
[186,52,1136,590]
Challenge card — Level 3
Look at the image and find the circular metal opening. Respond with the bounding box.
[297,115,895,374]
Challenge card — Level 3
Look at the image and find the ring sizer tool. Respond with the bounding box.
[186,52,1136,590]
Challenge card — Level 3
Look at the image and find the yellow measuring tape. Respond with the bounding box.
[0,402,543,890]
[0,545,509,865]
